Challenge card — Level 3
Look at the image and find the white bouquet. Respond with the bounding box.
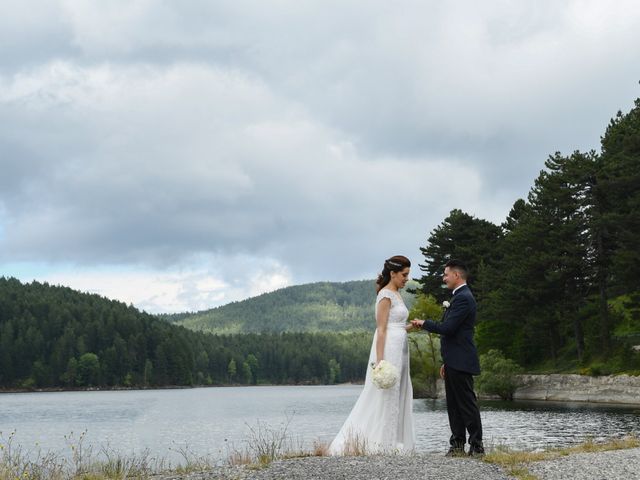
[371,360,399,389]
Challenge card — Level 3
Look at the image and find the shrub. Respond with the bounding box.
[477,349,523,400]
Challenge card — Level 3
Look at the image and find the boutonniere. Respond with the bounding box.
[442,301,450,309]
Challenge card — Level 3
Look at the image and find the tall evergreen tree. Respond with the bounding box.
[417,209,504,303]
[599,99,640,292]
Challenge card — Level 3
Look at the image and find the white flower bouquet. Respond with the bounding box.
[371,360,399,389]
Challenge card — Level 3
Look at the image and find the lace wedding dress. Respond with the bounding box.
[329,288,415,454]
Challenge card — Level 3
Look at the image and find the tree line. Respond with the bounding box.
[416,96,640,374]
[0,277,370,389]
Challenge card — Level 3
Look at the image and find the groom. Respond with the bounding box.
[412,259,484,457]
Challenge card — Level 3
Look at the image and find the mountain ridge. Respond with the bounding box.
[161,279,417,334]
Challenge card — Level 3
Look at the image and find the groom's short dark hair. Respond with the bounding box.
[445,259,469,279]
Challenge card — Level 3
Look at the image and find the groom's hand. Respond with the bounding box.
[411,319,424,328]
[440,365,445,379]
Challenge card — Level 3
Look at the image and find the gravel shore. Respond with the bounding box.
[153,453,513,480]
[527,447,640,480]
[153,447,640,480]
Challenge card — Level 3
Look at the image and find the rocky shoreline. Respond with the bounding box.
[428,373,640,405]
[512,374,640,405]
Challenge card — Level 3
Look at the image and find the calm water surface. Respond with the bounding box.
[1,385,639,462]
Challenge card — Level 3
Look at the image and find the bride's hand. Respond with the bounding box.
[405,323,414,332]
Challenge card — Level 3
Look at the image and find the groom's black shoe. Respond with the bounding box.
[467,445,485,457]
[445,446,465,457]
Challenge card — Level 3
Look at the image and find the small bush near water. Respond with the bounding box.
[476,349,523,400]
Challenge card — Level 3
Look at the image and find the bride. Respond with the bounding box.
[329,255,415,455]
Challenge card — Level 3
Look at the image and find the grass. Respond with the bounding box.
[339,430,369,457]
[225,414,315,468]
[483,436,640,480]
[1,414,325,479]
[0,429,225,480]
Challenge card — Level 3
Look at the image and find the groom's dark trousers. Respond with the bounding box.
[422,284,483,450]
[444,365,482,448]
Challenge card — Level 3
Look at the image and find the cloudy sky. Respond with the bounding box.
[1,1,639,313]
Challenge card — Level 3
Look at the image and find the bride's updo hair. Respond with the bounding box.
[376,255,411,293]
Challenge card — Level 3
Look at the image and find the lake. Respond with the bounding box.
[1,385,639,464]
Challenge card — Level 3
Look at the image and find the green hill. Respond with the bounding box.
[161,280,417,334]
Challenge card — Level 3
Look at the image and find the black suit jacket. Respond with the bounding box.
[421,284,481,375]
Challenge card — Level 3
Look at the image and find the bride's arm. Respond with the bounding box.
[375,297,391,366]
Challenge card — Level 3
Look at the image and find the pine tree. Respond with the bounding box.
[242,361,253,384]
[227,358,237,383]
[599,99,640,291]
[246,354,259,385]
[417,209,503,303]
[591,99,640,352]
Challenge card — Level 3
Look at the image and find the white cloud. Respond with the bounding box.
[0,60,482,272]
[36,254,293,314]
[1,0,639,311]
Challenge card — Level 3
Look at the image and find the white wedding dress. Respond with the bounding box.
[329,288,415,455]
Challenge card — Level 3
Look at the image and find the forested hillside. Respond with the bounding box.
[417,96,640,374]
[0,277,370,389]
[162,280,416,333]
